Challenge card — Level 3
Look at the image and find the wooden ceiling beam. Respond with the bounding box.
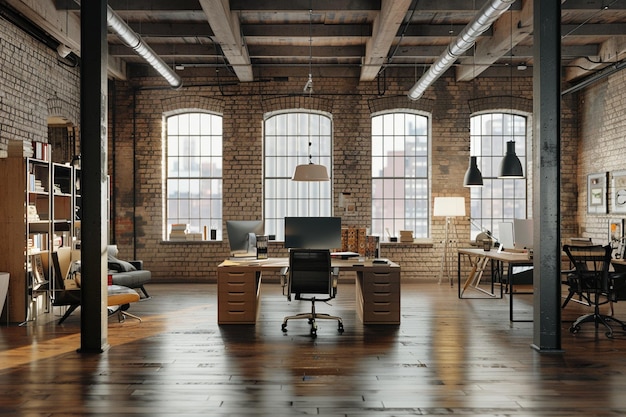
[360,0,412,81]
[198,0,253,81]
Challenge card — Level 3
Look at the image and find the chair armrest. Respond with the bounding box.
[331,267,339,297]
[129,260,143,270]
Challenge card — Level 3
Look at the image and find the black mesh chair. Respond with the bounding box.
[563,244,626,337]
[281,249,343,337]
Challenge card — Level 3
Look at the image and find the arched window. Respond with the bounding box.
[264,110,333,240]
[371,111,430,239]
[469,112,528,240]
[165,112,223,240]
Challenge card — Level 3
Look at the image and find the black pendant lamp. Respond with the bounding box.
[463,156,483,187]
[498,140,524,178]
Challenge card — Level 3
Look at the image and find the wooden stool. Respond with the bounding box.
[107,285,141,322]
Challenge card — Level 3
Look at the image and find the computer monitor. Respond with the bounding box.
[514,218,534,250]
[226,220,264,257]
[284,217,342,249]
[497,222,514,251]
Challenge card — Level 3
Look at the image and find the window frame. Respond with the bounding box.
[164,111,223,241]
[371,110,431,240]
[469,111,529,240]
[263,109,333,241]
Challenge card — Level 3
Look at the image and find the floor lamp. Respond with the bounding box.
[434,197,466,286]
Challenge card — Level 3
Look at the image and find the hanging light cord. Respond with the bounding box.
[307,5,313,163]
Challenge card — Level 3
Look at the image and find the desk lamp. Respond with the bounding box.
[434,197,466,286]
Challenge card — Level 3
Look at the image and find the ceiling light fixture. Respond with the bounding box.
[292,6,329,182]
[498,9,523,179]
[464,156,484,187]
[464,34,483,188]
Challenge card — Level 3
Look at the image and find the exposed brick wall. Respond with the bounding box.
[107,71,578,283]
[0,14,592,283]
[578,70,626,243]
[0,19,79,157]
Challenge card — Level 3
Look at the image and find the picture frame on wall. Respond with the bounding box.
[609,218,625,259]
[612,170,626,214]
[587,172,608,214]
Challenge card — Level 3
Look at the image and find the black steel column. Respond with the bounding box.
[531,0,562,352]
[79,0,109,353]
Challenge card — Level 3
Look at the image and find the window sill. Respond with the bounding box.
[161,240,222,244]
[381,238,434,248]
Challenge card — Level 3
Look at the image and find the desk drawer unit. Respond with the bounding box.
[356,269,400,324]
[218,269,261,324]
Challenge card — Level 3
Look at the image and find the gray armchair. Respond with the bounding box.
[107,245,151,299]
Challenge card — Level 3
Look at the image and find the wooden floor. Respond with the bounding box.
[2,280,626,416]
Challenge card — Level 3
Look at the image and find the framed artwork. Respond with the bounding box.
[587,172,608,214]
[612,170,626,214]
[609,218,625,259]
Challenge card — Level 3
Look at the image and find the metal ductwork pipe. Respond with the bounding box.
[107,6,182,89]
[407,0,515,100]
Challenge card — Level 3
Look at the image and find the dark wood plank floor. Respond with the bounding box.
[2,280,626,416]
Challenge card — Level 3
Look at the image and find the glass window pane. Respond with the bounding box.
[469,111,528,240]
[371,112,430,238]
[264,111,332,240]
[165,113,223,241]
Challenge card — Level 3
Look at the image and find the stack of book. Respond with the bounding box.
[29,176,45,193]
[169,223,189,241]
[186,233,203,241]
[27,205,40,221]
[399,230,414,243]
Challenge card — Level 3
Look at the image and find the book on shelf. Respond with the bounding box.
[30,253,46,285]
[27,205,40,221]
[32,141,49,161]
[8,139,33,157]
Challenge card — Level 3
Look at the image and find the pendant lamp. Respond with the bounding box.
[463,156,483,187]
[498,140,524,178]
[292,159,330,181]
[291,6,329,182]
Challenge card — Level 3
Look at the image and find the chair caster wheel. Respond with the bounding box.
[310,329,317,338]
[338,323,344,333]
[570,326,579,334]
[281,323,287,332]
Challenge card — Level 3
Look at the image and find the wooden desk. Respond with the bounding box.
[613,259,626,271]
[457,248,533,321]
[217,258,401,325]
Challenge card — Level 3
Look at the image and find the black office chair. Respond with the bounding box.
[563,244,626,338]
[50,250,81,325]
[281,249,344,337]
